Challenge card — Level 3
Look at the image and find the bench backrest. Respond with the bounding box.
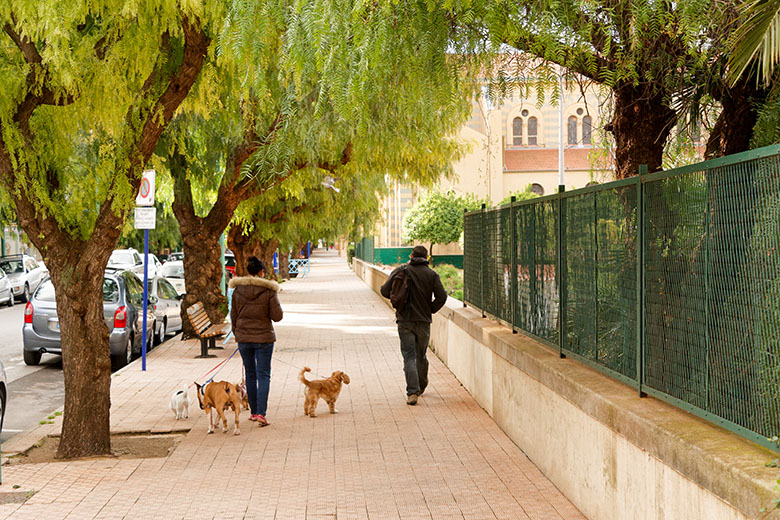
[186,302,211,335]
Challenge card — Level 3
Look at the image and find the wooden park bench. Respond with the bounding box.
[186,301,231,358]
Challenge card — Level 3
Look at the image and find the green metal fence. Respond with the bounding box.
[463,144,780,451]
[354,237,375,263]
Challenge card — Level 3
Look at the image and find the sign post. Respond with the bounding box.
[135,170,156,371]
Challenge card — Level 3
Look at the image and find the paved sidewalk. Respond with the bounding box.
[0,251,585,520]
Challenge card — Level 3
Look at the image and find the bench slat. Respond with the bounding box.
[186,301,230,339]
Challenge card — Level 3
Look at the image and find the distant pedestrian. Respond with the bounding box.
[230,256,283,426]
[380,245,447,405]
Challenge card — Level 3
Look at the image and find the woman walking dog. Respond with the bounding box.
[230,257,283,426]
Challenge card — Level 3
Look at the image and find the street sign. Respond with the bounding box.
[136,169,156,206]
[134,206,156,229]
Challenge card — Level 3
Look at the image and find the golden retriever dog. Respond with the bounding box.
[299,367,350,417]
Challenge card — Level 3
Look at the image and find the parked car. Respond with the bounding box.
[23,269,157,371]
[225,249,236,279]
[160,260,186,295]
[148,276,183,344]
[142,253,163,278]
[0,254,47,302]
[167,251,184,262]
[107,249,145,278]
[0,268,14,307]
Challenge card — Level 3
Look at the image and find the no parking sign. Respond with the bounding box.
[135,169,155,206]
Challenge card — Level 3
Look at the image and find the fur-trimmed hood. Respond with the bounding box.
[229,276,280,292]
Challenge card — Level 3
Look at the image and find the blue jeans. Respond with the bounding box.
[238,342,274,416]
[397,322,430,396]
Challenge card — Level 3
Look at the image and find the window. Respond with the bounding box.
[567,116,578,145]
[161,280,179,300]
[582,115,592,145]
[512,117,523,145]
[123,273,143,306]
[103,278,119,303]
[527,117,538,145]
[530,183,545,195]
[36,280,56,302]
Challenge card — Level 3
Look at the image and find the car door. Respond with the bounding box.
[123,272,146,348]
[159,279,182,331]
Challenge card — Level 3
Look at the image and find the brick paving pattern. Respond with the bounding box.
[0,251,585,520]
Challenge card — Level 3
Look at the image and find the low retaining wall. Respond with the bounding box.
[353,258,780,520]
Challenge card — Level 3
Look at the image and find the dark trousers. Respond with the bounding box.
[238,342,274,416]
[397,321,430,396]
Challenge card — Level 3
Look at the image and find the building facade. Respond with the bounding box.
[375,82,613,248]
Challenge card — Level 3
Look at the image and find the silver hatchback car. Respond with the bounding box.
[23,269,156,371]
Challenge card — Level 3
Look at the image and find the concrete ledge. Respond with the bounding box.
[353,258,780,520]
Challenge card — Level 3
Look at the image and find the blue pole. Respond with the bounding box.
[307,240,310,258]
[142,229,149,371]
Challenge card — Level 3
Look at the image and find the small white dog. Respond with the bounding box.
[169,386,190,420]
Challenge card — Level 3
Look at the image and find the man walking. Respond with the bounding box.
[381,245,448,405]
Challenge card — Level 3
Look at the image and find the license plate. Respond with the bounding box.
[48,320,59,332]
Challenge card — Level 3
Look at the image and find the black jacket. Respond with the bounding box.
[380,257,447,323]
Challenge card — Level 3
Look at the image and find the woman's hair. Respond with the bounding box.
[247,256,266,276]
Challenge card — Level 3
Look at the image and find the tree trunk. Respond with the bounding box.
[279,250,290,279]
[256,239,279,279]
[705,75,768,159]
[172,155,237,337]
[609,84,676,178]
[49,245,114,458]
[227,225,259,278]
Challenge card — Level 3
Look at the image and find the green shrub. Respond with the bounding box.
[347,244,355,265]
[434,263,463,300]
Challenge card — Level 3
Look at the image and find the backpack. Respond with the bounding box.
[389,266,412,311]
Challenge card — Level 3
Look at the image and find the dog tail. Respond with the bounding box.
[299,366,312,386]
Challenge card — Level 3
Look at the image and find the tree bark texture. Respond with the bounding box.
[257,239,279,280]
[609,84,676,178]
[227,225,259,278]
[705,75,768,159]
[0,16,209,459]
[279,250,290,279]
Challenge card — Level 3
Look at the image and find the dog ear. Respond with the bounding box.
[341,373,350,384]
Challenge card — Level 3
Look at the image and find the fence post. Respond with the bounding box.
[637,165,647,398]
[463,208,468,308]
[558,185,566,358]
[481,203,486,318]
[510,196,518,333]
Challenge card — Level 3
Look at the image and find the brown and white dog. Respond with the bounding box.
[299,367,350,417]
[194,380,242,435]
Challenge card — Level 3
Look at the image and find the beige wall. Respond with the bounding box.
[353,258,779,520]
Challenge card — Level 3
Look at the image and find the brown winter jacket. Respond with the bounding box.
[229,276,283,343]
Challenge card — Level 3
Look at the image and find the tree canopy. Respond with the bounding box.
[403,191,484,258]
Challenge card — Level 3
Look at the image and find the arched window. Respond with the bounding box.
[582,115,592,145]
[531,183,545,195]
[527,117,538,145]
[512,117,523,145]
[567,116,578,145]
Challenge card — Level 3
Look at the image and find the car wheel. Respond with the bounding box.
[155,319,166,345]
[23,349,41,366]
[111,337,132,371]
[21,284,30,303]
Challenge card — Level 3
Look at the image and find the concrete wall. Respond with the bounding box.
[353,258,780,520]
